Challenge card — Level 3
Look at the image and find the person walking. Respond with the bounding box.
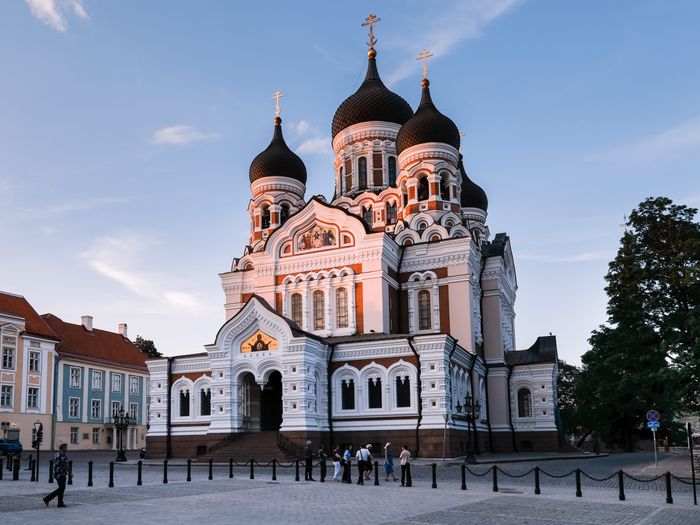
[317,444,327,480]
[303,440,315,481]
[332,446,342,481]
[363,444,374,480]
[399,444,412,487]
[43,444,72,508]
[384,443,397,481]
[342,444,353,483]
[355,444,365,484]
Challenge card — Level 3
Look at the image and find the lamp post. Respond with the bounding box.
[442,413,449,462]
[113,408,131,462]
[464,395,480,463]
[33,421,43,482]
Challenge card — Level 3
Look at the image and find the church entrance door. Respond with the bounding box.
[260,370,283,431]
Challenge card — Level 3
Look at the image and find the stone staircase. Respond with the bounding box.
[204,431,292,461]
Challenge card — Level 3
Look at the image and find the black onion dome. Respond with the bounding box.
[331,50,414,138]
[249,117,307,184]
[458,154,488,212]
[396,79,460,154]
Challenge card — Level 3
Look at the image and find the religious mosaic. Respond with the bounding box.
[240,330,278,353]
[296,223,337,252]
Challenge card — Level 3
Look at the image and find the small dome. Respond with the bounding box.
[249,117,307,184]
[458,154,488,212]
[332,50,413,138]
[396,79,460,154]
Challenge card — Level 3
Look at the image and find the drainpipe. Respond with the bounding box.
[506,365,517,452]
[406,336,422,456]
[396,245,406,333]
[478,252,493,451]
[51,352,60,451]
[166,357,173,459]
[467,353,479,454]
[446,337,458,459]
[326,342,336,449]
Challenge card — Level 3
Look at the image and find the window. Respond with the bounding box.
[70,427,78,444]
[179,391,190,417]
[281,204,290,223]
[111,401,121,418]
[92,428,100,444]
[129,403,138,419]
[417,177,429,201]
[335,288,348,329]
[261,205,271,229]
[362,206,372,225]
[91,399,101,419]
[368,378,382,409]
[27,387,39,409]
[112,373,122,393]
[28,351,41,372]
[291,293,303,326]
[386,202,397,225]
[313,290,325,330]
[418,290,432,330]
[129,376,139,395]
[0,385,13,407]
[341,379,355,410]
[2,347,14,370]
[91,370,103,391]
[402,186,408,208]
[200,389,211,416]
[396,376,411,408]
[69,367,81,389]
[339,167,344,192]
[388,156,397,186]
[358,157,367,188]
[69,397,80,419]
[439,175,449,200]
[518,388,533,418]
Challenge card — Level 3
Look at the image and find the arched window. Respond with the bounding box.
[388,156,397,186]
[339,167,344,192]
[417,177,429,201]
[362,206,372,225]
[518,388,532,418]
[368,377,382,408]
[200,388,211,416]
[341,379,355,410]
[418,290,431,330]
[260,205,271,229]
[402,185,408,208]
[358,157,367,188]
[335,288,348,328]
[313,290,325,330]
[386,202,397,225]
[403,238,413,246]
[291,293,303,326]
[179,390,190,417]
[439,175,449,200]
[280,204,290,224]
[395,375,411,408]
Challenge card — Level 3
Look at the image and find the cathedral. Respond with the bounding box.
[146,18,560,459]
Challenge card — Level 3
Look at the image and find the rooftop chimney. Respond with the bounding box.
[81,315,93,332]
[118,323,128,338]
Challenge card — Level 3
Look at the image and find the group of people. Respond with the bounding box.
[325,443,412,487]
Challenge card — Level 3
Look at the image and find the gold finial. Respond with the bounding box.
[362,14,381,50]
[417,49,434,80]
[272,90,285,119]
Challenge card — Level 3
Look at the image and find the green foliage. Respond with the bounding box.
[134,335,162,359]
[556,360,581,434]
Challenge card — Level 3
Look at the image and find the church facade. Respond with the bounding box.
[146,25,559,458]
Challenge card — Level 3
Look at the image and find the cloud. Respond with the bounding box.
[585,116,700,165]
[296,137,332,155]
[518,250,613,263]
[150,125,221,145]
[25,0,87,33]
[385,0,522,86]
[0,178,12,195]
[17,197,128,218]
[290,120,313,137]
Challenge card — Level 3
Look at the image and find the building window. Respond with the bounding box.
[92,428,100,444]
[418,290,432,330]
[179,391,190,417]
[69,397,80,419]
[313,290,325,330]
[69,367,81,389]
[335,288,348,329]
[281,203,290,223]
[439,175,449,200]
[518,388,533,418]
[112,374,121,393]
[388,156,397,186]
[362,206,372,225]
[70,427,78,444]
[261,204,271,229]
[111,401,121,418]
[396,376,411,408]
[129,403,138,419]
[386,202,397,225]
[358,157,367,188]
[28,351,41,372]
[417,176,429,201]
[0,385,13,407]
[91,399,102,419]
[402,186,408,208]
[200,389,211,416]
[291,293,303,326]
[91,370,103,391]
[27,387,39,409]
[339,167,344,192]
[129,376,139,395]
[368,378,382,409]
[2,347,14,370]
[341,379,354,410]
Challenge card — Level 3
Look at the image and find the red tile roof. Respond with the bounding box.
[42,314,147,372]
[0,291,59,341]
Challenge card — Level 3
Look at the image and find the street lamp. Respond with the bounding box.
[33,421,43,482]
[451,395,480,463]
[113,408,132,462]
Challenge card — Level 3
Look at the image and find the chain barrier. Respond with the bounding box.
[539,468,576,479]
[671,475,698,486]
[465,466,491,477]
[581,471,617,482]
[622,472,665,483]
[495,466,535,478]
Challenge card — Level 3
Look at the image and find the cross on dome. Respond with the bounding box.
[362,14,381,50]
[417,49,434,80]
[272,90,285,118]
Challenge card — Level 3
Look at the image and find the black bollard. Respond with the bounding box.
[228,457,233,479]
[163,459,168,484]
[108,461,114,488]
[26,455,33,471]
[374,460,379,486]
[88,460,93,487]
[534,466,541,495]
[272,458,277,481]
[617,470,625,501]
[665,472,673,504]
[137,460,142,486]
[321,458,327,483]
[67,461,73,485]
[48,459,54,483]
[0,458,3,480]
[187,459,192,482]
[209,458,213,480]
[461,464,466,490]
[575,469,582,497]
[12,457,20,480]
[431,463,437,489]
[492,466,498,492]
[30,458,36,482]
[250,458,255,480]
[295,458,300,481]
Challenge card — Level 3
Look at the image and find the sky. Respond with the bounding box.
[1,0,699,365]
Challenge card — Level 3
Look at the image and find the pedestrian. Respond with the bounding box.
[342,444,353,483]
[304,440,315,481]
[43,443,72,508]
[384,443,397,481]
[363,444,373,480]
[355,444,365,484]
[318,444,327,480]
[399,444,412,487]
[332,446,342,481]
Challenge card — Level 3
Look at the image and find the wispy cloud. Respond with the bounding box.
[287,120,331,156]
[585,115,700,165]
[385,0,522,86]
[0,178,12,195]
[17,197,128,218]
[518,250,613,263]
[297,137,332,155]
[25,0,88,33]
[150,125,221,145]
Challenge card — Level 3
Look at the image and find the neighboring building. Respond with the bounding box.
[42,314,148,451]
[0,292,59,450]
[147,27,559,459]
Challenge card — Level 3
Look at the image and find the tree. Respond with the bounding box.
[134,336,162,359]
[556,360,582,435]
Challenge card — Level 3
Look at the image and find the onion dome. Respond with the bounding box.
[331,49,413,138]
[249,117,307,184]
[396,79,460,154]
[458,154,488,212]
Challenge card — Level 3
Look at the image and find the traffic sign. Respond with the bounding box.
[646,410,660,422]
[647,421,660,429]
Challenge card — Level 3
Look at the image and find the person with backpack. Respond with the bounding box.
[399,444,412,487]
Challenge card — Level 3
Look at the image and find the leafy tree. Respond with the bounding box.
[556,360,582,435]
[134,336,162,359]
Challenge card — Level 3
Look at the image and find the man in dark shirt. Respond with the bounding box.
[43,444,72,508]
[303,440,315,481]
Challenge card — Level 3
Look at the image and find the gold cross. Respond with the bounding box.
[362,14,381,49]
[417,49,434,79]
[272,90,285,118]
